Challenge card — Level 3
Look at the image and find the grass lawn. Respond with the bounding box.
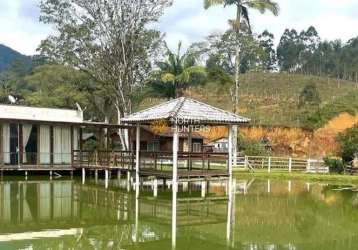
[234,169,358,184]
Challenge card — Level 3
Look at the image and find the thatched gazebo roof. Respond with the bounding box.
[122,97,250,125]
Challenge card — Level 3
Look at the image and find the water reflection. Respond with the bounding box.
[1,177,358,249]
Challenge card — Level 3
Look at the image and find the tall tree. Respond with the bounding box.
[38,0,172,149]
[149,42,207,99]
[258,30,276,71]
[203,0,279,113]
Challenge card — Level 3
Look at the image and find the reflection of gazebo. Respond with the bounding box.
[122,97,250,185]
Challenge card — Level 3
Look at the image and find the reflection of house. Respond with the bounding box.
[208,137,229,153]
[0,104,123,169]
[129,126,204,152]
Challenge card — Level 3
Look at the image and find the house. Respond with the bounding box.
[128,126,204,152]
[209,137,229,152]
[0,104,125,170]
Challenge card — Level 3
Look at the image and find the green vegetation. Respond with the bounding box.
[298,83,321,108]
[148,42,207,99]
[323,157,345,174]
[338,125,358,163]
[141,72,358,128]
[235,171,358,184]
[306,90,358,129]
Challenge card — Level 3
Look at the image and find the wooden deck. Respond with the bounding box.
[0,165,74,171]
[73,150,229,180]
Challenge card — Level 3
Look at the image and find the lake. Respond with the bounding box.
[0,175,358,250]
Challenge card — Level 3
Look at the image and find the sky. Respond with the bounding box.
[0,0,358,55]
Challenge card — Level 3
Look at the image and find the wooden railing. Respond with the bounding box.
[72,150,135,170]
[140,151,228,172]
[72,150,229,172]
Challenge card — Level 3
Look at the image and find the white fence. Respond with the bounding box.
[234,156,328,173]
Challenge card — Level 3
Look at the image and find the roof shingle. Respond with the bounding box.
[122,97,250,125]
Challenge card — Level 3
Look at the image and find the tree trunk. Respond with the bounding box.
[232,3,241,166]
[233,3,241,114]
[116,105,129,151]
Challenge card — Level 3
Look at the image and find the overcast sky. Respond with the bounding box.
[0,0,357,55]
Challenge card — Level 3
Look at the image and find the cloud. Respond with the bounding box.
[0,0,357,55]
[160,0,358,50]
[0,0,51,55]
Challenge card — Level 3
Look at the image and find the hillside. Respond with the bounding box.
[140,72,358,129]
[0,44,32,73]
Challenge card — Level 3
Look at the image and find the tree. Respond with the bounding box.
[38,0,172,149]
[298,83,321,108]
[277,29,304,72]
[203,0,279,113]
[148,42,207,99]
[258,30,277,71]
[338,125,358,163]
[190,28,268,75]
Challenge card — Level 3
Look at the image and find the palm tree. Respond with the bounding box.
[204,0,279,113]
[149,42,207,99]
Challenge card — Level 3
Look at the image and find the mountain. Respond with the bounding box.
[0,44,32,73]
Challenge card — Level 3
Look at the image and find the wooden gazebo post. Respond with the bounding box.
[172,123,179,193]
[172,122,178,249]
[228,125,233,178]
[135,123,140,198]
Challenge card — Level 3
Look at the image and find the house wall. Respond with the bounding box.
[0,121,80,168]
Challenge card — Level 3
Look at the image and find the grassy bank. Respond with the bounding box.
[234,170,358,184]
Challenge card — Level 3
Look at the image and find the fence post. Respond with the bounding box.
[288,157,292,173]
[244,156,248,169]
[268,157,271,173]
[307,159,311,172]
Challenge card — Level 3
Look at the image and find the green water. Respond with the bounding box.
[1,176,358,250]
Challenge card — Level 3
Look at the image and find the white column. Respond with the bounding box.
[232,125,238,169]
[95,169,98,183]
[135,192,139,243]
[172,181,177,249]
[82,168,85,184]
[226,178,233,244]
[288,157,292,172]
[201,181,206,198]
[135,124,140,198]
[172,124,179,249]
[228,125,233,178]
[172,124,179,193]
[105,169,109,189]
[268,157,271,173]
[153,178,158,197]
[267,179,271,193]
[127,171,131,192]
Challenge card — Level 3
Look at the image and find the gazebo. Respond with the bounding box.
[122,97,250,191]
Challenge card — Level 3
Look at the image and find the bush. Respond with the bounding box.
[337,125,358,163]
[323,157,344,174]
[238,135,271,156]
[299,83,321,108]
